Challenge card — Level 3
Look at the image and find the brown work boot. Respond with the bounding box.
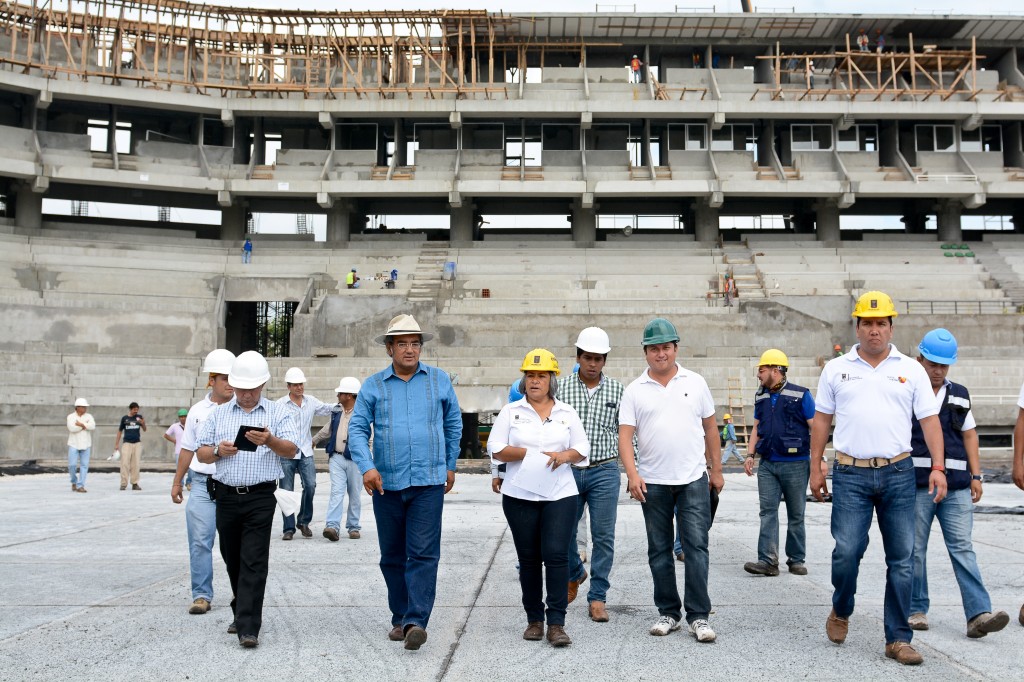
[403,625,427,651]
[589,601,609,623]
[188,598,211,615]
[388,625,404,641]
[567,569,587,604]
[967,611,1009,638]
[826,609,849,644]
[885,641,923,665]
[523,622,544,641]
[546,624,571,647]
[908,612,929,631]
[322,527,340,542]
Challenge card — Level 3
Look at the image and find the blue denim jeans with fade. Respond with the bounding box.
[568,461,621,603]
[756,459,810,567]
[186,472,216,601]
[640,475,713,624]
[325,455,362,532]
[830,456,916,644]
[911,486,992,621]
[68,446,90,488]
[279,455,316,532]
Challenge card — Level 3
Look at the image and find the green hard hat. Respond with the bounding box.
[178,408,189,417]
[642,317,680,346]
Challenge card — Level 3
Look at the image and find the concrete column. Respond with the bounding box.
[1011,211,1024,234]
[326,203,352,243]
[935,200,963,243]
[251,118,265,165]
[14,184,43,231]
[571,199,596,246]
[221,203,247,241]
[790,210,815,234]
[693,202,720,243]
[901,212,928,234]
[450,204,474,244]
[394,121,408,166]
[814,200,841,242]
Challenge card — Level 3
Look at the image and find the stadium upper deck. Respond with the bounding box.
[3,2,1024,242]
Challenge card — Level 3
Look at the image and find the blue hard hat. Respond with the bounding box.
[918,328,958,365]
[508,379,524,403]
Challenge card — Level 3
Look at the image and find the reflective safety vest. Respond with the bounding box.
[911,381,970,490]
[753,382,811,462]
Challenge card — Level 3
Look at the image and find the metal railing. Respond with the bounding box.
[901,300,1016,315]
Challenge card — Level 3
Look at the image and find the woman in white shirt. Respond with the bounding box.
[489,349,590,647]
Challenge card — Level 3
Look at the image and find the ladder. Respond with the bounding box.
[726,376,749,449]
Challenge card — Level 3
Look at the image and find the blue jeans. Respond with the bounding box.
[756,459,809,566]
[641,476,712,624]
[830,457,916,644]
[279,455,316,531]
[568,461,620,603]
[68,446,90,487]
[186,472,217,601]
[326,455,362,531]
[911,487,992,621]
[372,485,444,629]
[721,441,743,465]
[505,494,577,626]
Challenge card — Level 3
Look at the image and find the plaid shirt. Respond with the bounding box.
[198,395,300,487]
[557,371,624,465]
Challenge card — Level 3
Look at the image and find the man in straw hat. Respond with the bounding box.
[349,314,463,651]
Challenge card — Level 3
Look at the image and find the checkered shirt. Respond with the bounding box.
[557,371,624,465]
[197,395,300,487]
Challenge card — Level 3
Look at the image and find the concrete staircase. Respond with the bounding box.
[972,241,1024,309]
[408,244,449,306]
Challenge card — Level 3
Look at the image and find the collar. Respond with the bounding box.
[229,395,268,414]
[641,362,683,384]
[847,343,904,366]
[384,362,426,380]
[572,371,604,390]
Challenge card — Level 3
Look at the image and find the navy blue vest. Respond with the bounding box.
[327,407,352,460]
[911,382,970,490]
[753,382,811,462]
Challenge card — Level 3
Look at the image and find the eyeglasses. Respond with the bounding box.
[394,341,422,350]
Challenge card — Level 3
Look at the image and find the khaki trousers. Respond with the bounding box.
[120,442,142,486]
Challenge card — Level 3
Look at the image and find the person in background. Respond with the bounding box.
[67,398,96,493]
[115,402,146,491]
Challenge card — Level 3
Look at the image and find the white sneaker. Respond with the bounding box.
[649,616,681,636]
[689,619,716,642]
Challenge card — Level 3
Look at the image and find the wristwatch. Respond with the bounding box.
[971,474,983,482]
[213,444,221,459]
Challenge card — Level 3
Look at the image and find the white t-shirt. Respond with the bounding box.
[815,344,939,458]
[619,363,716,485]
[488,398,590,502]
[181,393,219,475]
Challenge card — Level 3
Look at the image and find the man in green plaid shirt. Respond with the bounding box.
[559,327,625,624]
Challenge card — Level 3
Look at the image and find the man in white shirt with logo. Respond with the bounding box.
[171,349,235,616]
[619,317,724,644]
[810,291,946,666]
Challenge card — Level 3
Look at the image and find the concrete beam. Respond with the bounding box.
[581,112,592,130]
[32,176,49,193]
[709,191,724,208]
[449,191,462,208]
[449,111,462,129]
[711,112,726,130]
[962,113,983,132]
[317,191,333,209]
[221,109,234,127]
[836,114,854,131]
[318,112,333,130]
[37,90,51,110]
[962,192,986,210]
[217,190,232,207]
[581,192,594,209]
[837,192,855,209]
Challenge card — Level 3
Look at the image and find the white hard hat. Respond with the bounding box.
[228,351,271,390]
[575,327,611,354]
[203,348,236,375]
[74,398,89,408]
[284,367,307,384]
[334,376,361,394]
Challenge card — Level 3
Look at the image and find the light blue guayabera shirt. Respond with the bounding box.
[349,362,462,491]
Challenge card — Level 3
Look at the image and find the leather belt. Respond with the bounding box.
[217,480,277,495]
[835,451,911,468]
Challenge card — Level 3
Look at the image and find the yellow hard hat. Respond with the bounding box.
[723,413,732,420]
[758,348,789,368]
[852,290,898,318]
[520,348,560,375]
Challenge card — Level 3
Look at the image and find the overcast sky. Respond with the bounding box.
[215,0,1020,15]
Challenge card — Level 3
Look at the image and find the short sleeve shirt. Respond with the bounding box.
[119,415,144,443]
[815,344,939,458]
[619,363,716,485]
[165,422,186,456]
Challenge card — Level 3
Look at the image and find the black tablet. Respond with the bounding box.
[233,425,266,451]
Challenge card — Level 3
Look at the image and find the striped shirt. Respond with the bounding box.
[275,393,334,459]
[557,371,624,466]
[197,395,300,487]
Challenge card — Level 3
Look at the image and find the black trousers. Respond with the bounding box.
[502,494,577,626]
[216,485,277,637]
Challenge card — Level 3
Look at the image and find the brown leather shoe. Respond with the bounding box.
[404,625,427,650]
[567,570,587,604]
[188,598,211,615]
[546,624,571,647]
[323,527,340,542]
[589,601,609,623]
[298,524,313,538]
[349,530,361,539]
[76,487,87,493]
[826,609,848,644]
[388,625,404,641]
[1019,603,1024,626]
[885,641,923,665]
[523,622,544,641]
[967,610,1009,638]
[132,484,142,491]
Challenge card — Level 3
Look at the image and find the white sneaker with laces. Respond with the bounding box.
[689,619,716,642]
[649,616,681,636]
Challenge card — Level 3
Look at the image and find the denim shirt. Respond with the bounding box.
[349,362,462,491]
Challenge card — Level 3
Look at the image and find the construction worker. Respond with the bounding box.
[720,414,743,465]
[742,349,817,577]
[810,291,946,666]
[908,329,1009,638]
[345,268,359,289]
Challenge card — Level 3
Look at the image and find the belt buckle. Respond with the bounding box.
[237,485,251,495]
[869,457,884,469]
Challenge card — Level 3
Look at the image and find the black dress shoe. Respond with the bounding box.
[227,621,237,634]
[282,530,294,541]
[239,634,259,648]
[298,524,313,538]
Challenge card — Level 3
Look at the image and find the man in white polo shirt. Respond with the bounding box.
[1013,380,1024,626]
[619,317,724,644]
[810,290,946,666]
